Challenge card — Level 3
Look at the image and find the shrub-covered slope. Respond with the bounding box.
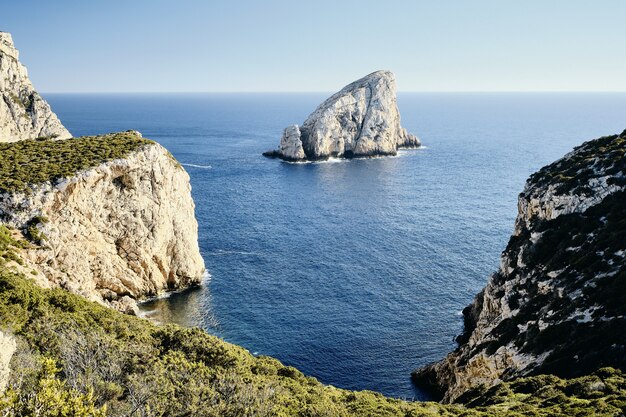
[414,130,626,402]
[0,231,625,416]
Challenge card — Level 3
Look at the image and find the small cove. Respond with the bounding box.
[49,92,626,400]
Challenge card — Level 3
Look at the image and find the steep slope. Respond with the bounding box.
[263,70,420,161]
[2,268,626,416]
[0,131,205,311]
[0,32,71,142]
[414,130,626,402]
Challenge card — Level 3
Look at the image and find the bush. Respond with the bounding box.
[0,131,154,193]
[0,249,625,416]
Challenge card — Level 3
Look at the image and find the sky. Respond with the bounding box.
[2,0,626,93]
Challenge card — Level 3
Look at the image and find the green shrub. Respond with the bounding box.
[0,240,625,416]
[1,268,626,416]
[0,131,154,193]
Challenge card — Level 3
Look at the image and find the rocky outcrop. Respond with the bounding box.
[413,130,626,402]
[263,70,420,161]
[0,331,16,392]
[0,32,71,142]
[0,133,205,312]
[277,125,306,161]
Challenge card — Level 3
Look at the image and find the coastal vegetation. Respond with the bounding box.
[0,233,624,416]
[0,132,153,193]
[528,131,626,194]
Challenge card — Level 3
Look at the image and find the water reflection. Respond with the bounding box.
[139,283,219,330]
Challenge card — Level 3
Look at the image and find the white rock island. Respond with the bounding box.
[264,70,420,161]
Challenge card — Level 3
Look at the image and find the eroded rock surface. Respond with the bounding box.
[0,134,205,311]
[264,70,420,161]
[0,32,71,142]
[414,130,626,402]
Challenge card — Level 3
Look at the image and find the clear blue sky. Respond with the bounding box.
[3,0,626,92]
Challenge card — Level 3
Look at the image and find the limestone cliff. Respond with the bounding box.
[413,130,626,402]
[263,70,420,161]
[0,132,205,312]
[0,331,15,393]
[0,32,71,142]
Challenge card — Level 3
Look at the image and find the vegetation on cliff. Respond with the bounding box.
[0,131,624,415]
[528,130,626,194]
[0,233,625,416]
[477,133,626,378]
[413,130,626,403]
[0,131,153,193]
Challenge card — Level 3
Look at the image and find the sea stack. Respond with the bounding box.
[263,70,420,161]
[0,32,71,142]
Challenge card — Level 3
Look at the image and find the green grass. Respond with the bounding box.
[0,131,154,193]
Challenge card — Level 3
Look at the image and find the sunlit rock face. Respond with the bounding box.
[264,70,420,161]
[0,331,15,392]
[0,134,206,313]
[414,130,626,402]
[0,32,71,142]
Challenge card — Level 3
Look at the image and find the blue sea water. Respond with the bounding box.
[47,92,626,400]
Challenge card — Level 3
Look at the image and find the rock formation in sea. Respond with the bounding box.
[0,131,206,313]
[263,70,420,161]
[0,32,71,142]
[413,130,626,402]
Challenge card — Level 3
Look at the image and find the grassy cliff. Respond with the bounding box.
[0,131,153,193]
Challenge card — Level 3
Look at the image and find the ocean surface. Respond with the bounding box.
[48,92,626,400]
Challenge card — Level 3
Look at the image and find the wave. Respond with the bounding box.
[283,158,350,165]
[207,249,261,256]
[284,147,426,164]
[182,163,212,169]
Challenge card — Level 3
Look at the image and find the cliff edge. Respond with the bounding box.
[0,131,205,312]
[263,70,420,161]
[0,32,71,142]
[413,130,626,402]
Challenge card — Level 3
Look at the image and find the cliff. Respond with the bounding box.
[0,32,71,142]
[263,70,420,161]
[0,131,205,312]
[0,331,15,393]
[413,130,626,402]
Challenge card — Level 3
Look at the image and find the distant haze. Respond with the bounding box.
[3,0,626,93]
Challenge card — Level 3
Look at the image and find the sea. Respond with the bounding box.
[47,92,626,400]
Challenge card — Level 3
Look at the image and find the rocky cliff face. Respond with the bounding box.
[414,130,626,402]
[0,331,15,393]
[263,70,420,161]
[0,32,71,142]
[0,133,205,312]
